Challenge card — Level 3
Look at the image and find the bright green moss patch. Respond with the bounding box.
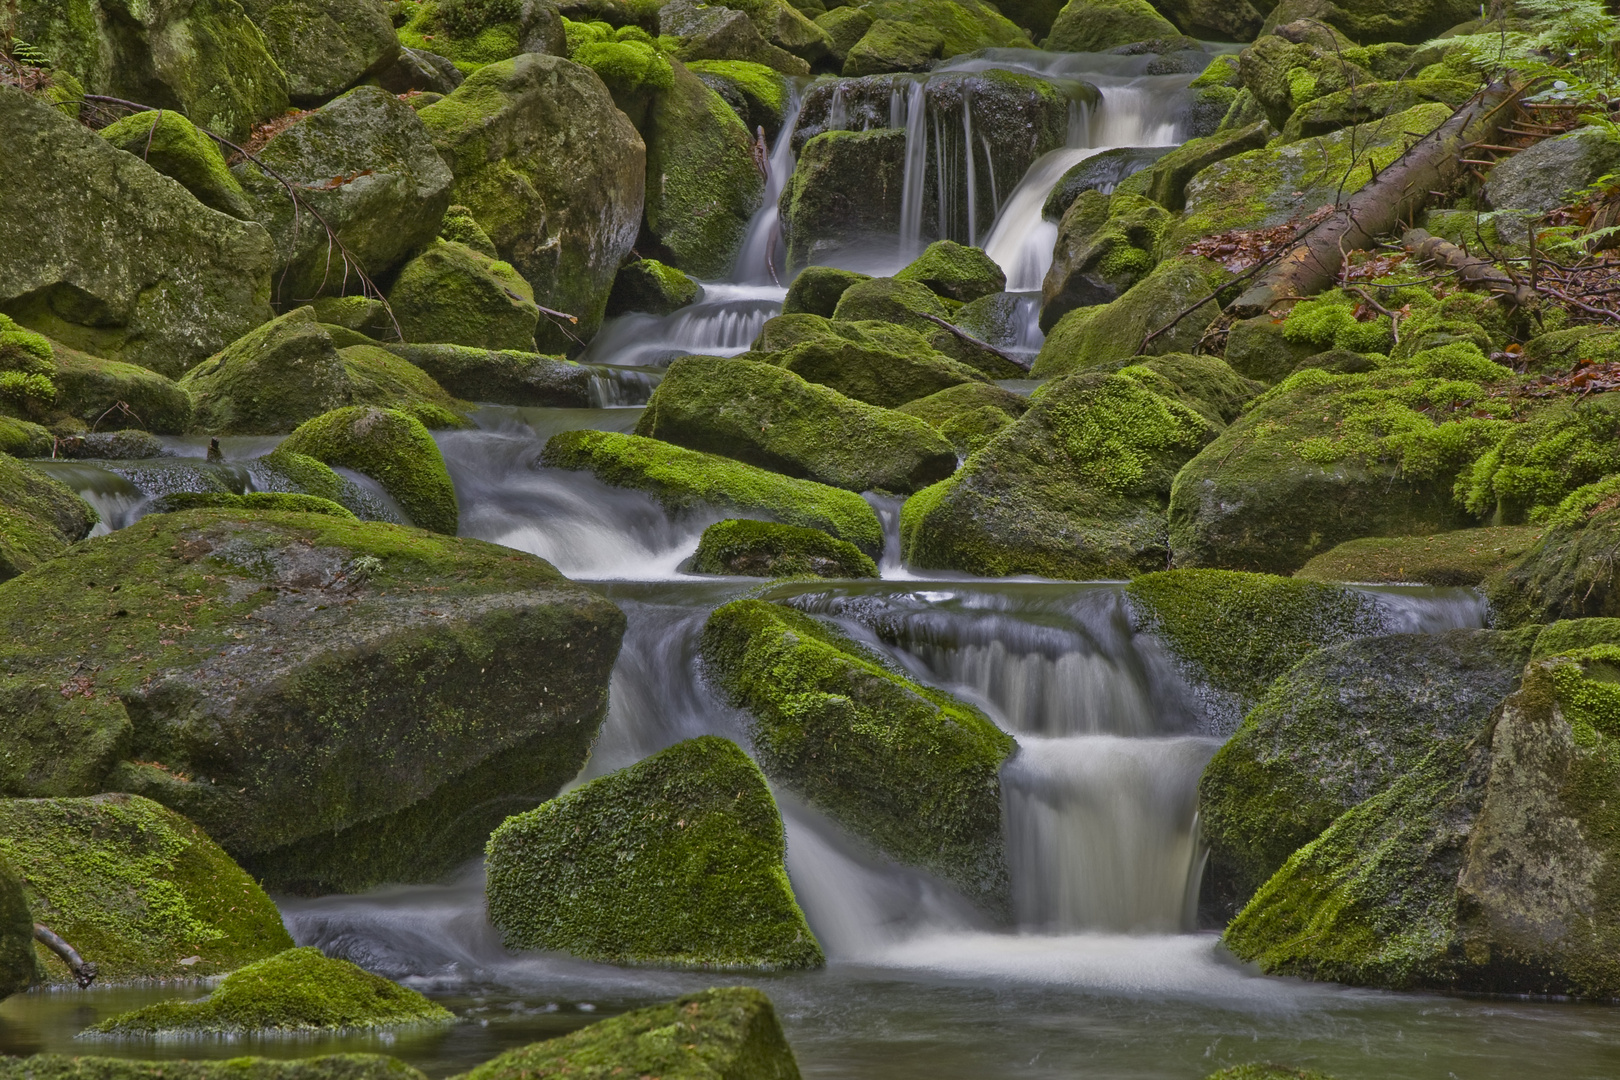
[700,600,1014,909]
[274,407,458,534]
[541,429,884,555]
[1488,506,1620,625]
[894,241,1005,302]
[685,60,787,129]
[454,987,801,1080]
[0,794,292,984]
[0,1055,427,1080]
[98,112,252,219]
[1293,526,1544,586]
[1455,397,1620,525]
[1126,569,1386,703]
[485,736,823,970]
[147,492,358,519]
[398,0,523,68]
[87,947,453,1034]
[781,266,870,318]
[1533,619,1620,660]
[691,519,877,578]
[339,346,470,430]
[0,416,53,457]
[388,239,541,354]
[605,259,701,317]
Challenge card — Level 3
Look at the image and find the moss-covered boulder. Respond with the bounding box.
[1112,121,1271,215]
[0,417,53,458]
[1295,527,1544,586]
[1198,629,1533,915]
[0,453,98,583]
[90,947,452,1034]
[779,129,907,270]
[0,88,274,380]
[236,0,399,104]
[606,259,702,316]
[896,381,1028,456]
[486,736,822,969]
[900,368,1217,578]
[894,241,1006,303]
[1280,79,1475,142]
[1263,0,1495,44]
[273,406,458,533]
[1043,0,1178,50]
[384,344,594,407]
[767,329,990,409]
[1225,650,1620,994]
[662,0,810,75]
[842,18,944,75]
[97,111,254,219]
[389,240,540,351]
[542,429,884,554]
[1031,256,1232,377]
[635,356,957,494]
[842,0,1027,70]
[1040,192,1171,332]
[701,600,1015,909]
[782,266,871,318]
[0,1059,423,1080]
[0,857,37,999]
[691,519,878,578]
[0,794,293,983]
[1489,503,1620,626]
[13,0,288,140]
[457,987,802,1080]
[1125,569,1389,720]
[687,59,789,137]
[1486,126,1620,215]
[397,0,563,70]
[1041,146,1173,222]
[420,54,646,350]
[1235,34,1373,130]
[39,340,193,437]
[236,86,454,306]
[0,510,624,893]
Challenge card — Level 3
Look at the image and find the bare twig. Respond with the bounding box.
[919,312,1031,371]
[34,924,97,988]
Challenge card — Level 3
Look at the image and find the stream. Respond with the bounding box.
[8,47,1620,1080]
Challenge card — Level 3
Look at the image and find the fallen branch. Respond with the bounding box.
[920,312,1031,372]
[1227,79,1524,317]
[34,924,97,988]
[1399,228,1538,307]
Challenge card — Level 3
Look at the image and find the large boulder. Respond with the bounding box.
[0,454,98,583]
[1031,256,1232,376]
[541,429,885,555]
[388,240,541,351]
[779,129,907,270]
[756,315,993,406]
[783,266,871,318]
[236,86,454,306]
[0,87,274,379]
[1150,0,1264,40]
[843,18,944,75]
[90,947,452,1034]
[459,988,802,1080]
[844,0,1028,60]
[1259,0,1485,44]
[273,406,459,533]
[896,381,1029,456]
[0,794,294,982]
[1486,127,1620,216]
[397,0,564,70]
[1043,0,1179,51]
[692,519,879,578]
[1236,33,1373,130]
[235,0,399,104]
[900,367,1220,579]
[1280,79,1476,142]
[635,356,958,494]
[0,858,37,999]
[384,344,594,407]
[662,0,811,75]
[1041,145,1174,221]
[894,240,1005,302]
[0,510,625,894]
[1,322,194,437]
[703,600,1016,910]
[1295,527,1544,587]
[419,54,647,351]
[1040,192,1171,331]
[1225,649,1620,995]
[605,259,702,316]
[97,110,255,219]
[1111,121,1271,215]
[486,736,823,969]
[1198,630,1533,916]
[14,0,288,139]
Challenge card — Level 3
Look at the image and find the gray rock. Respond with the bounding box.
[236,0,400,104]
[1486,127,1620,215]
[1041,146,1173,221]
[374,48,466,95]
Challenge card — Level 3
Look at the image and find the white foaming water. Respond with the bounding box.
[734,89,804,285]
[581,284,787,369]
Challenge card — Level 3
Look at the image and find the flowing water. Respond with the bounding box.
[10,46,1620,1080]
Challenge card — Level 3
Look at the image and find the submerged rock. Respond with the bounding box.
[459,987,802,1080]
[0,794,293,983]
[0,510,624,894]
[691,519,878,578]
[636,356,958,494]
[273,406,459,534]
[0,88,274,380]
[702,599,1016,909]
[0,453,98,583]
[486,736,823,970]
[89,947,452,1034]
[542,429,885,555]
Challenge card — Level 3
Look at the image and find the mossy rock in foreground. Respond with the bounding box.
[701,600,1015,910]
[0,510,624,895]
[88,947,453,1035]
[486,737,823,970]
[0,1056,424,1080]
[0,794,292,983]
[273,406,459,535]
[384,344,593,408]
[0,452,98,583]
[458,987,801,1080]
[541,429,884,556]
[1489,505,1620,626]
[1294,526,1544,587]
[691,519,878,579]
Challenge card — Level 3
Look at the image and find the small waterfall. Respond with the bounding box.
[734,87,805,286]
[581,284,785,369]
[897,79,930,262]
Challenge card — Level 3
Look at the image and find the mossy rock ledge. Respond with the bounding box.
[457,987,802,1080]
[1225,647,1620,996]
[691,519,878,579]
[0,510,625,895]
[87,947,453,1035]
[0,1057,426,1080]
[700,600,1016,911]
[0,794,292,983]
[486,736,823,970]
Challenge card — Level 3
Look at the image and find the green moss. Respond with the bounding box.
[605,259,701,317]
[542,429,884,554]
[572,38,674,95]
[0,451,98,583]
[684,60,787,132]
[635,355,959,492]
[781,267,870,318]
[896,381,1029,428]
[851,0,1028,58]
[1487,505,1620,625]
[0,794,292,983]
[1543,474,1620,529]
[1456,397,1620,525]
[88,947,452,1034]
[1293,526,1543,586]
[148,492,358,519]
[691,518,877,578]
[700,599,1015,908]
[1126,569,1386,702]
[398,0,523,67]
[842,18,944,75]
[389,239,541,353]
[0,855,36,998]
[894,241,1005,302]
[453,987,801,1080]
[340,345,470,429]
[437,204,499,259]
[1032,256,1232,376]
[1042,0,1179,51]
[767,333,988,411]
[1534,619,1620,660]
[485,736,822,969]
[0,1056,426,1080]
[274,406,458,534]
[180,309,351,436]
[383,344,593,408]
[1281,295,1394,355]
[0,416,53,457]
[98,111,252,219]
[1203,1067,1339,1080]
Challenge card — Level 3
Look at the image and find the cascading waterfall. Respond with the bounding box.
[897,78,930,261]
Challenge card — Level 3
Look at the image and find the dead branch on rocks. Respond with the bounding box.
[33,924,97,988]
[1400,228,1538,307]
